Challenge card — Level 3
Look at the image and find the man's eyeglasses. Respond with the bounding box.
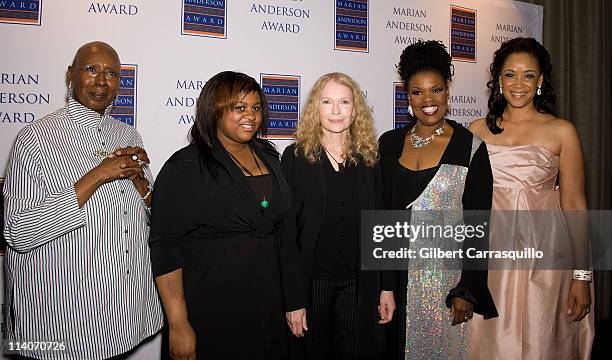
[79,66,120,80]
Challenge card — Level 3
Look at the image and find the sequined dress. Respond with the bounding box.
[400,144,476,360]
[379,120,498,360]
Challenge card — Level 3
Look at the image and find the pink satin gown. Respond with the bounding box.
[468,144,594,360]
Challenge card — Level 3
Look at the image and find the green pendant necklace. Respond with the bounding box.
[227,146,270,209]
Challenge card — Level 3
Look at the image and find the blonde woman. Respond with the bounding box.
[282,73,396,360]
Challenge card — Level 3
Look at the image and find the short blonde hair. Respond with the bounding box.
[295,72,378,166]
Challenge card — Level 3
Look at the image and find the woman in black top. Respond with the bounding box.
[379,41,498,359]
[149,71,305,360]
[282,72,396,360]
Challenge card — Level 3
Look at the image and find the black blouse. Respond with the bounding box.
[244,173,273,212]
[312,158,359,279]
[395,164,439,209]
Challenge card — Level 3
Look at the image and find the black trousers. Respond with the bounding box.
[309,277,358,360]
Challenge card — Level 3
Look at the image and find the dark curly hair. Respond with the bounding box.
[486,37,556,134]
[398,40,454,85]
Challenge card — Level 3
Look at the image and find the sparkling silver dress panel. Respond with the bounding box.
[405,163,468,360]
[405,164,468,359]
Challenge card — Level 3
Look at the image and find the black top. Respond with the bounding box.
[396,164,439,209]
[148,141,303,359]
[312,158,359,279]
[380,120,494,213]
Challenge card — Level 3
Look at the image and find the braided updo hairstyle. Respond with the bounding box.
[398,40,454,85]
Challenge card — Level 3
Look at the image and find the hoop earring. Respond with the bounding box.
[537,84,542,96]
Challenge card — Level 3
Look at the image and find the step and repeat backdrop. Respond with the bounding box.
[1,0,542,358]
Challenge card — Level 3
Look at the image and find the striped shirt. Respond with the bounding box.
[2,99,163,359]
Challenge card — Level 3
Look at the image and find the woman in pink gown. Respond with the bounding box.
[468,37,594,359]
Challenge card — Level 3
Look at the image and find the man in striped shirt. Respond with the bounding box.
[2,42,162,359]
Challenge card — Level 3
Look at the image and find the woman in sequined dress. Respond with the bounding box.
[379,40,498,360]
[467,37,594,360]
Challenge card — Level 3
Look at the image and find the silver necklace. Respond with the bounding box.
[409,122,445,148]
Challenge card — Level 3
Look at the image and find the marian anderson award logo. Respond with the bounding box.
[0,0,42,26]
[393,82,412,129]
[449,5,476,62]
[110,65,138,127]
[335,0,368,52]
[182,0,226,38]
[260,73,300,139]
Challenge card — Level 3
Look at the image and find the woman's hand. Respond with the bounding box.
[378,290,396,324]
[113,146,150,183]
[286,308,308,337]
[113,146,150,165]
[169,321,197,360]
[75,152,143,207]
[567,279,591,321]
[450,297,473,326]
[92,152,143,184]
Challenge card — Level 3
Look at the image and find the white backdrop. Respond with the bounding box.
[0,0,541,358]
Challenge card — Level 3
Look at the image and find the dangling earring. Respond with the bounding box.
[537,84,542,96]
[68,83,74,100]
[407,96,414,116]
[499,83,503,95]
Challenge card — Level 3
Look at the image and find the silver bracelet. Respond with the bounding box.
[141,183,153,201]
[572,270,592,282]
